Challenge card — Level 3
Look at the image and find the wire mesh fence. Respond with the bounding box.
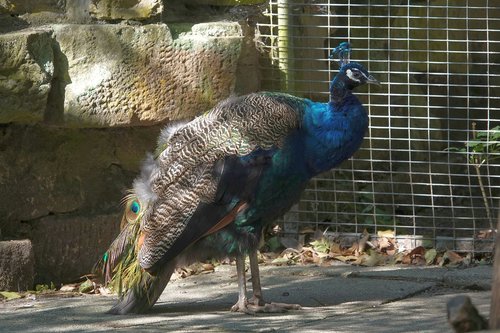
[256,0,499,253]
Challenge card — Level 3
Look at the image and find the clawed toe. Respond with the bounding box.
[232,252,301,315]
[231,300,256,314]
[231,300,301,314]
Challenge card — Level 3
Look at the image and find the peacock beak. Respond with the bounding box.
[366,75,380,86]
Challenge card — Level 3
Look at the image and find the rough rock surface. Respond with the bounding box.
[52,22,243,127]
[0,123,160,287]
[30,213,121,284]
[0,22,249,127]
[0,0,66,14]
[0,240,34,291]
[89,0,163,20]
[0,124,161,223]
[0,28,54,123]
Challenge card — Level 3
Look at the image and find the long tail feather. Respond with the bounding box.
[94,213,139,285]
[94,197,177,314]
[107,259,177,314]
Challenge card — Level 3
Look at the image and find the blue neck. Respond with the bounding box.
[329,74,353,105]
[301,91,368,176]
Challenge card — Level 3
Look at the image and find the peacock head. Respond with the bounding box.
[330,62,380,99]
[332,62,380,92]
[329,42,379,94]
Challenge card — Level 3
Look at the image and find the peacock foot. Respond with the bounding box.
[231,298,252,314]
[231,297,301,314]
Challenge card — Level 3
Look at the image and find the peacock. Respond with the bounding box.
[96,42,379,314]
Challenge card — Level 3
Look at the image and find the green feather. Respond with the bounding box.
[97,197,153,300]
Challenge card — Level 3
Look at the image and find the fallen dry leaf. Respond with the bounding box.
[271,257,291,265]
[378,237,395,252]
[333,255,358,263]
[386,248,397,256]
[412,256,427,266]
[377,230,395,238]
[409,246,426,257]
[356,230,371,254]
[59,284,79,292]
[356,250,384,267]
[202,263,215,271]
[440,250,464,266]
[328,242,343,256]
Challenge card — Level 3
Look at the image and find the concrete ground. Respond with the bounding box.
[0,263,493,332]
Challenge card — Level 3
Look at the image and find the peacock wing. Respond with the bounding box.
[134,93,306,273]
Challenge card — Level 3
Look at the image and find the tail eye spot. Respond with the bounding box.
[131,201,140,214]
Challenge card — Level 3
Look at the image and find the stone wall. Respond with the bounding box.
[1,22,248,127]
[0,0,262,288]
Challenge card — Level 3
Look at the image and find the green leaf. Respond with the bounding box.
[425,249,437,265]
[266,236,283,252]
[490,129,500,140]
[34,283,56,293]
[271,257,290,265]
[0,291,22,300]
[310,239,330,254]
[79,279,94,293]
[476,131,488,139]
[468,142,485,153]
[445,147,466,153]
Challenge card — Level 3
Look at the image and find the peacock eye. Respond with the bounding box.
[131,201,140,214]
[346,68,363,82]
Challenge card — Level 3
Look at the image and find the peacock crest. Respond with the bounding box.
[330,41,351,67]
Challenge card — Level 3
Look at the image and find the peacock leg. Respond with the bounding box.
[247,249,301,313]
[230,253,250,313]
[248,248,265,306]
